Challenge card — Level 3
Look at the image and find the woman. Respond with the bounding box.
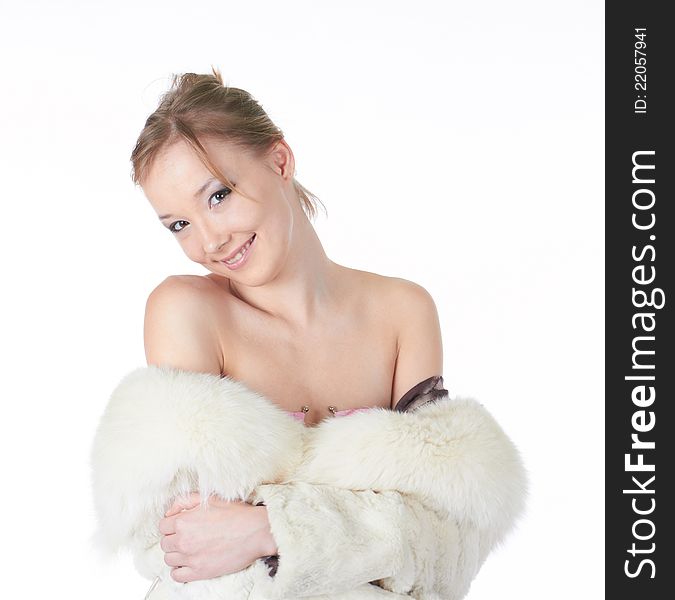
[91,68,527,599]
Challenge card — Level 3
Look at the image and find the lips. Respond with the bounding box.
[222,234,256,262]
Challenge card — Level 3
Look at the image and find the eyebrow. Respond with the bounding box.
[194,176,220,199]
[157,177,221,220]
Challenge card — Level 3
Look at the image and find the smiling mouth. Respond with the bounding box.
[221,233,256,265]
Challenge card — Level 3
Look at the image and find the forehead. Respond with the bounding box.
[142,137,253,204]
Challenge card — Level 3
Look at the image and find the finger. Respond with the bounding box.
[158,515,177,535]
[163,551,186,568]
[160,533,177,553]
[171,566,198,583]
[165,492,201,516]
[166,492,202,516]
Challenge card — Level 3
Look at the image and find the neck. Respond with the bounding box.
[228,206,342,330]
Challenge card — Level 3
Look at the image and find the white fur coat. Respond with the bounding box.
[90,366,528,600]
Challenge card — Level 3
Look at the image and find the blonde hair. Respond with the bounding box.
[130,66,326,221]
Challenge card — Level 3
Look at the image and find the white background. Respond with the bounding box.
[0,1,604,598]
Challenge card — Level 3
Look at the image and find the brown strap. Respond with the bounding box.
[393,375,450,413]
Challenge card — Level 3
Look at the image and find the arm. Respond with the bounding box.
[389,279,444,409]
[250,483,457,599]
[250,394,528,600]
[249,279,446,594]
[248,281,448,598]
[103,276,288,581]
[248,282,527,599]
[250,402,527,600]
[146,276,284,581]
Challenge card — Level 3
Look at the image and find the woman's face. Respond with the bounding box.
[142,137,298,283]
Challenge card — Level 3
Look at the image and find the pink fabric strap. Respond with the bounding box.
[287,406,375,422]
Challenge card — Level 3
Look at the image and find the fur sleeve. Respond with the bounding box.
[249,395,529,599]
[249,482,472,599]
[89,366,304,569]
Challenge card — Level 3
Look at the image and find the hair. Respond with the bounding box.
[130,66,326,221]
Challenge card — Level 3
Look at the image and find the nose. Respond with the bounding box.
[205,240,225,254]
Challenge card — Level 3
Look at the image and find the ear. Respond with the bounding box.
[266,139,295,181]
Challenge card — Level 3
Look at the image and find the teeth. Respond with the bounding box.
[225,251,244,264]
[224,235,254,264]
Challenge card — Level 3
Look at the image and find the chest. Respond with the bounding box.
[220,303,397,427]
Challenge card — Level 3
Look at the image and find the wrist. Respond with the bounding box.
[253,505,278,558]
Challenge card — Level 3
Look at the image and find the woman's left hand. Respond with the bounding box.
[158,492,276,583]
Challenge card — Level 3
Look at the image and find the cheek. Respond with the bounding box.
[178,236,204,262]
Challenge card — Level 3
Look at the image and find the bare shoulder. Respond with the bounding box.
[341,266,440,339]
[348,268,436,314]
[145,274,231,326]
[381,275,441,339]
[143,274,231,375]
[388,276,439,314]
[148,272,227,296]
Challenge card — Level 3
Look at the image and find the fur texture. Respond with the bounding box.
[90,366,528,600]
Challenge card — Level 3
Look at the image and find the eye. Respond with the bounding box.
[208,187,233,209]
[168,220,189,233]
